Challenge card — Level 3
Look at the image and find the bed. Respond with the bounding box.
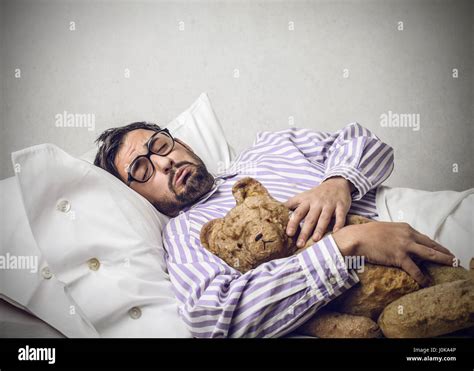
[1,93,472,338]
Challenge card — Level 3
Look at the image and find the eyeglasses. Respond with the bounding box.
[126,128,175,186]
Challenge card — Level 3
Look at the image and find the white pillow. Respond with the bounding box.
[0,176,99,338]
[80,92,235,175]
[4,143,192,337]
[165,92,235,175]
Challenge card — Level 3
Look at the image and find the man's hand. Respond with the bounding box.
[332,221,456,286]
[285,176,353,248]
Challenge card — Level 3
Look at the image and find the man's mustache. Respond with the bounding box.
[168,161,197,189]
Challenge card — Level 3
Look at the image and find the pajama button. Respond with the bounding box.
[41,267,53,279]
[87,258,100,271]
[329,275,337,284]
[129,307,142,319]
[57,200,71,213]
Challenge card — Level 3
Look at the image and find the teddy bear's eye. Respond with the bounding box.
[255,233,263,241]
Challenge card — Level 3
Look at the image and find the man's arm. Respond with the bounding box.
[320,122,394,200]
[261,122,394,200]
[163,217,359,338]
[268,122,394,246]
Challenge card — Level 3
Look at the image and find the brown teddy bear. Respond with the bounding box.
[200,177,474,338]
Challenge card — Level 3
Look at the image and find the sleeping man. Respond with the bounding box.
[94,121,455,337]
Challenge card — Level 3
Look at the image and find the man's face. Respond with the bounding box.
[114,129,214,217]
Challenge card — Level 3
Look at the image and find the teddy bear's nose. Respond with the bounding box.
[255,233,263,241]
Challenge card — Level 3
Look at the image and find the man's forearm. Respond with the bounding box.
[166,233,360,338]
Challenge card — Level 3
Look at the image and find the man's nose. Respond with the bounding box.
[150,154,173,174]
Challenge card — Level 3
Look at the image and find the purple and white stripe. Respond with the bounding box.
[163,122,394,337]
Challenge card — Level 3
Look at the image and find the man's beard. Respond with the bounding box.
[153,151,214,217]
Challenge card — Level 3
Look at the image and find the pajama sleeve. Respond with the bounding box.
[259,122,394,200]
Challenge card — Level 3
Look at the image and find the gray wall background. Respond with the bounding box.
[1,0,473,191]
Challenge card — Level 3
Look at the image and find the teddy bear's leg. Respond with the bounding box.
[329,264,420,320]
[297,309,382,338]
[378,278,474,338]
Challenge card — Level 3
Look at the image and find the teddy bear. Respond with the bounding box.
[200,177,474,338]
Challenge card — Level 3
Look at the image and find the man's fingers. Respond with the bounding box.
[283,197,299,210]
[409,243,454,266]
[401,257,429,287]
[312,207,334,242]
[286,203,309,237]
[414,232,454,257]
[296,209,322,248]
[332,205,347,232]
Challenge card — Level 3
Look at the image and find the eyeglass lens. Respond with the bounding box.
[130,132,173,182]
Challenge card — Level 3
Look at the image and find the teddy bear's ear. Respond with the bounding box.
[200,219,222,252]
[232,177,270,205]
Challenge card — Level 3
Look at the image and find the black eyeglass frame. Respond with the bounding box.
[125,128,175,186]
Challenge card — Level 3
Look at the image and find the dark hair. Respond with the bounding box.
[94,121,162,180]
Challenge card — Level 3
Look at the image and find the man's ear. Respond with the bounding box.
[175,138,194,153]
